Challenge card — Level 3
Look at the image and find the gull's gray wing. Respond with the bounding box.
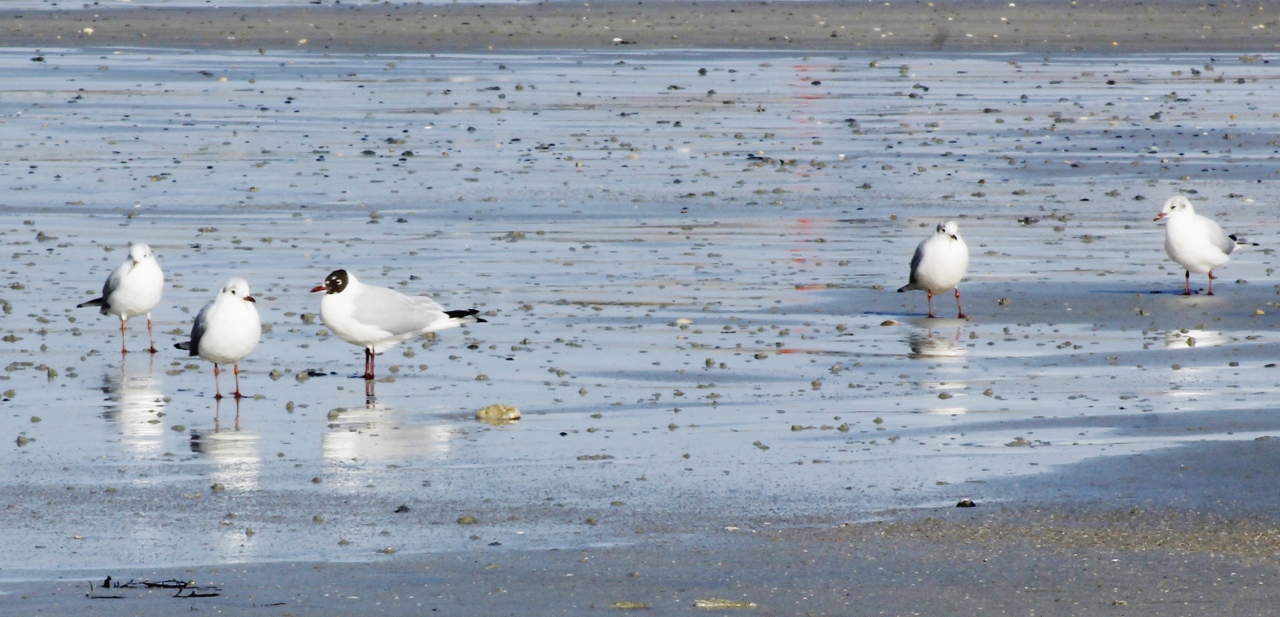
[1200,216,1236,256]
[177,302,211,356]
[352,284,448,336]
[897,240,926,292]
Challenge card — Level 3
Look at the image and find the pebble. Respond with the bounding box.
[694,598,758,609]
[476,404,521,424]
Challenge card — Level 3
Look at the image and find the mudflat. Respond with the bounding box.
[3,2,1280,616]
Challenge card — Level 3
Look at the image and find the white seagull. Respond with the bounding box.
[176,278,261,399]
[77,242,164,354]
[311,269,486,380]
[1155,196,1239,296]
[897,221,970,319]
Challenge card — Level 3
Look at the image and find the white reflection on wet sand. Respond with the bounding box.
[322,399,459,487]
[99,360,167,457]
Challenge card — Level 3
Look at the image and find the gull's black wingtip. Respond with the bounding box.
[446,309,485,323]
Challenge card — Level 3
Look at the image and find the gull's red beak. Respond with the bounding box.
[310,285,326,293]
[1153,212,1166,221]
[245,295,256,303]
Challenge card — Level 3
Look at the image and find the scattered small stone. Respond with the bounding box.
[611,601,652,609]
[694,598,757,609]
[956,498,977,508]
[457,515,478,525]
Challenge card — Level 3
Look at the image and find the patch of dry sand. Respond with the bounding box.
[3,1,1277,54]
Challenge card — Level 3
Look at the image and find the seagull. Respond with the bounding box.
[897,221,970,319]
[77,242,164,354]
[311,269,486,380]
[175,278,261,399]
[1155,196,1240,296]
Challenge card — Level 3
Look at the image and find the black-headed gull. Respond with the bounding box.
[897,221,969,319]
[1154,196,1239,296]
[77,242,164,354]
[175,277,261,399]
[310,269,486,380]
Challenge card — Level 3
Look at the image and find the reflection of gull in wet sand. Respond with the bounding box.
[77,242,164,354]
[194,428,263,558]
[190,400,261,492]
[100,362,167,456]
[905,330,969,413]
[176,277,261,399]
[907,330,968,360]
[189,399,264,562]
[322,402,457,485]
[897,221,969,319]
[310,269,485,380]
[1154,196,1240,296]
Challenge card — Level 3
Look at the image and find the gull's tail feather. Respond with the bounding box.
[77,297,109,314]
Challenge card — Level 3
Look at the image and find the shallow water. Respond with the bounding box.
[2,46,1279,574]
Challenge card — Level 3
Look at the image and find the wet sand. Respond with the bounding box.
[4,1,1280,615]
[4,0,1280,54]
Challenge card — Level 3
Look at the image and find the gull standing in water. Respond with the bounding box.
[1155,196,1240,295]
[897,221,970,319]
[77,242,164,353]
[176,278,261,399]
[311,269,485,380]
